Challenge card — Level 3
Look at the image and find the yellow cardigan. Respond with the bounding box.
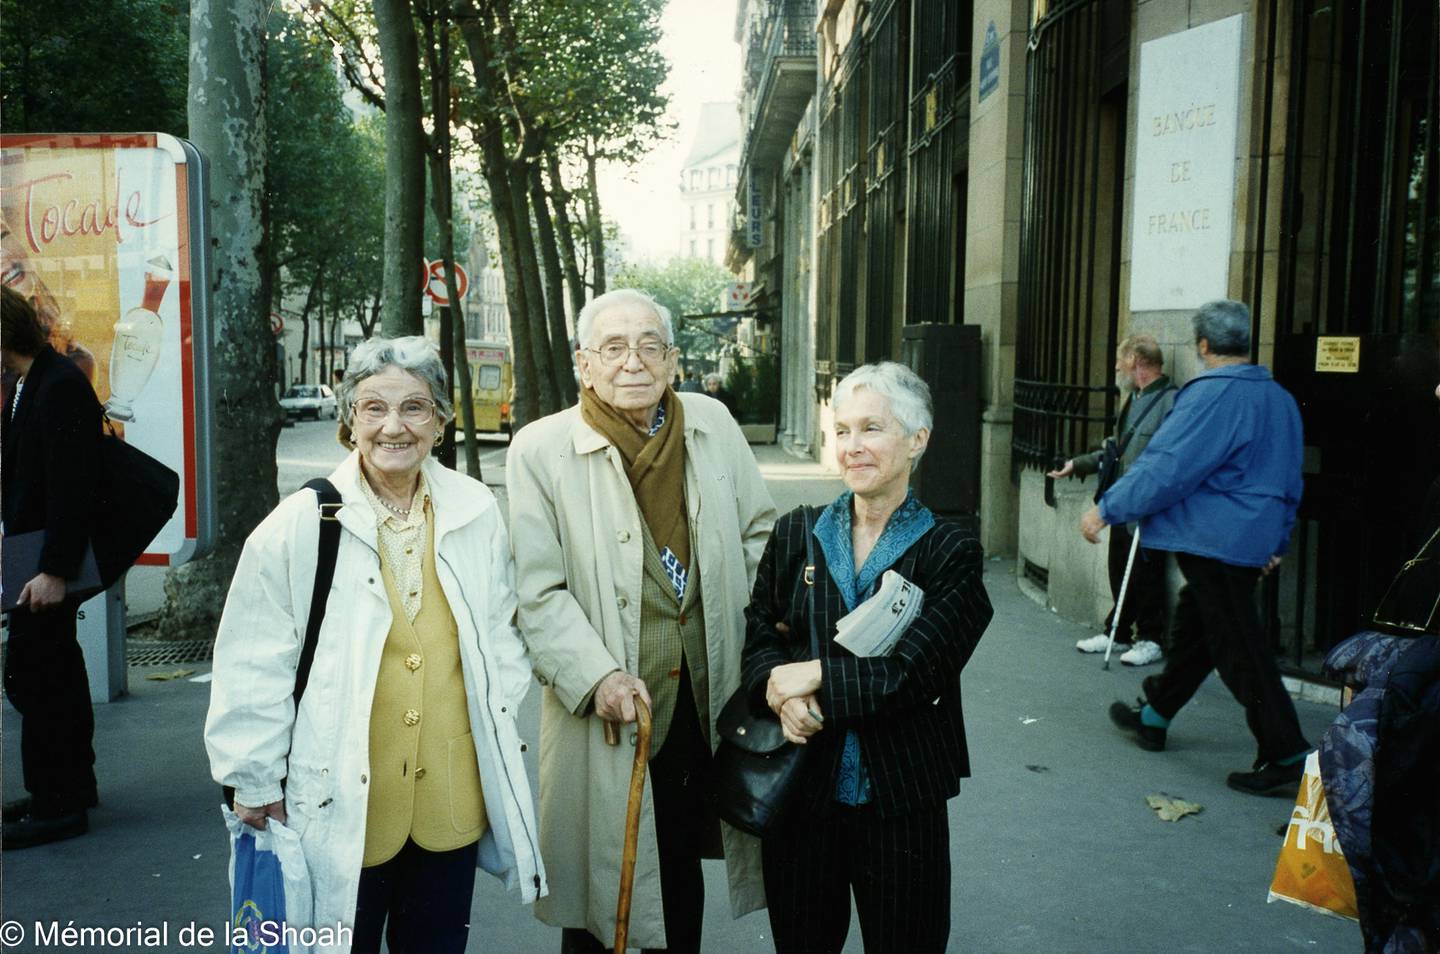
[362,505,486,866]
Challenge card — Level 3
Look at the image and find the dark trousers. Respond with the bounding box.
[762,802,951,954]
[2,602,96,816]
[562,670,712,954]
[1102,523,1168,645]
[1142,553,1310,766]
[352,838,479,954]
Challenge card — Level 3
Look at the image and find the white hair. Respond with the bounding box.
[575,288,674,349]
[833,361,934,466]
[335,335,453,432]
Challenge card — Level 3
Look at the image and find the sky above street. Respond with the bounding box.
[598,0,742,263]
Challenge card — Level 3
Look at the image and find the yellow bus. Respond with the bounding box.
[455,341,513,435]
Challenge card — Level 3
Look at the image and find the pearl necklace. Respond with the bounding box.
[378,496,412,518]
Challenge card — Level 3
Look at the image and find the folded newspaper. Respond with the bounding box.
[833,570,925,657]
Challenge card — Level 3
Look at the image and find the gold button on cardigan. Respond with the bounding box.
[362,500,487,868]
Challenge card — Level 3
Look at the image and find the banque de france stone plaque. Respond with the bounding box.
[1129,15,1243,312]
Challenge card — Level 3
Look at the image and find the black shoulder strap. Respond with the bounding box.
[801,506,821,659]
[221,477,342,810]
[1117,385,1178,455]
[293,478,343,706]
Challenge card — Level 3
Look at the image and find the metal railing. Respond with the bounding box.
[743,3,818,128]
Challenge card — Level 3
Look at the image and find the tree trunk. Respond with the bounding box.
[530,162,577,405]
[456,3,542,428]
[374,0,425,336]
[363,296,381,338]
[508,159,559,413]
[157,0,272,641]
[419,3,480,478]
[546,152,587,320]
[318,272,328,386]
[297,265,322,383]
[473,0,558,414]
[584,146,606,296]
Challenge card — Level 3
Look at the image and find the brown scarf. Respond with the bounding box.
[580,385,690,572]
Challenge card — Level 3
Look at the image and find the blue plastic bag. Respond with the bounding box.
[224,807,314,954]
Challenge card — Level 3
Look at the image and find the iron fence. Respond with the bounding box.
[1013,0,1129,472]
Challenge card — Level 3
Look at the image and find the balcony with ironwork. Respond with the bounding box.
[739,0,818,173]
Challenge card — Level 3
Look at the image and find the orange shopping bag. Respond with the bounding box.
[1267,751,1358,920]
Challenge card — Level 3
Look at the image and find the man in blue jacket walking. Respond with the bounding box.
[1079,299,1312,796]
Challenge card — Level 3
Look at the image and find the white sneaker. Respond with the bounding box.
[1120,640,1164,666]
[1076,633,1128,653]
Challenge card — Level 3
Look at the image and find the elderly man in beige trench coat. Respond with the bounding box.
[508,288,777,952]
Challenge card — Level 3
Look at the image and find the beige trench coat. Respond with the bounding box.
[508,393,776,948]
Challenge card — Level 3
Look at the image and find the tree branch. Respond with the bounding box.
[304,1,388,109]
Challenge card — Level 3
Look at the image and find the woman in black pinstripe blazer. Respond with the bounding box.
[740,362,994,954]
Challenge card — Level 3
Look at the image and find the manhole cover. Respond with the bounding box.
[127,638,214,668]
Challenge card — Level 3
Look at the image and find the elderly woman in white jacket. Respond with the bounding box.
[205,336,544,954]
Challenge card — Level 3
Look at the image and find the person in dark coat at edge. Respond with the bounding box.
[1317,365,1440,953]
[0,284,103,849]
[1085,299,1313,797]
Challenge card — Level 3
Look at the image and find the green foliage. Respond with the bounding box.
[613,257,734,370]
[506,0,672,162]
[0,0,189,133]
[317,115,386,325]
[726,351,780,424]
[267,11,369,285]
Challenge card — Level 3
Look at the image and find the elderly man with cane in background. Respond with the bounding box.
[1049,334,1176,667]
[508,288,776,952]
[1082,300,1313,797]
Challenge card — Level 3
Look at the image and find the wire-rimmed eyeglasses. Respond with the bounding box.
[352,398,436,425]
[586,340,674,366]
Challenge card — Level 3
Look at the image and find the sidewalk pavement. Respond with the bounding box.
[1,445,1357,952]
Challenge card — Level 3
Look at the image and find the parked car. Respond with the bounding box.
[280,384,337,422]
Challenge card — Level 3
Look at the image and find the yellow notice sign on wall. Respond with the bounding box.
[1315,336,1361,373]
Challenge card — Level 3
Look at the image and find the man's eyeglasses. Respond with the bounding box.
[587,340,673,366]
[352,398,436,425]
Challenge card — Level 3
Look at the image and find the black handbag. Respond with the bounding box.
[91,419,181,587]
[711,507,821,837]
[222,478,343,810]
[1092,437,1121,504]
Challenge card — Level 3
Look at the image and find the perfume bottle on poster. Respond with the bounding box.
[106,255,172,422]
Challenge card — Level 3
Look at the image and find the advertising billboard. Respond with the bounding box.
[1,132,215,566]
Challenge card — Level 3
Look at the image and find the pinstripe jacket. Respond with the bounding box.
[740,505,993,818]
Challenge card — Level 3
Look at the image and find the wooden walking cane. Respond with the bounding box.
[609,693,652,952]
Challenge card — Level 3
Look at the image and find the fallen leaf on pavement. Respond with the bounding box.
[1146,794,1203,822]
[144,669,196,682]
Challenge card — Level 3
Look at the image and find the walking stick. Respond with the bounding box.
[612,693,652,952]
[1103,526,1142,671]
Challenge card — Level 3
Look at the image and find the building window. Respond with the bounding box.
[690,205,697,230]
[708,203,715,228]
[709,168,720,189]
[707,238,715,260]
[690,240,698,257]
